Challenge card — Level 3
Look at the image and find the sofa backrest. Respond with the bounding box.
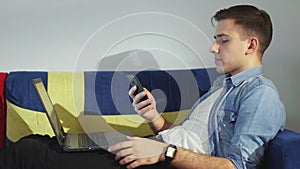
[5,69,219,143]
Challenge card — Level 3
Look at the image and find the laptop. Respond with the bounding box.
[32,78,131,152]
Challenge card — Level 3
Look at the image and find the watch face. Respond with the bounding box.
[166,146,177,158]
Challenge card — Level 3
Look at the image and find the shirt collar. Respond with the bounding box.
[226,66,263,87]
[212,66,263,89]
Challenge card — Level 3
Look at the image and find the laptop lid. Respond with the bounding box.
[32,78,66,145]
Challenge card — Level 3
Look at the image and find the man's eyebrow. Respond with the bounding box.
[213,34,229,39]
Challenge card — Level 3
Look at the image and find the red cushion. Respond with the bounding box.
[0,73,8,148]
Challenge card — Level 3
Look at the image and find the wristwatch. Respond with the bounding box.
[164,144,177,165]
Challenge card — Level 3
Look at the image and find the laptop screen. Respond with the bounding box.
[32,78,65,145]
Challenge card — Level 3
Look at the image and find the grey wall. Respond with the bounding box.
[1,0,299,131]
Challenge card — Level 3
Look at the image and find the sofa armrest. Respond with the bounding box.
[264,129,300,169]
[0,72,8,148]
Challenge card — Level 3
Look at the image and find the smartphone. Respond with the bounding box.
[127,74,148,101]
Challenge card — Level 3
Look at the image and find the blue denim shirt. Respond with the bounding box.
[193,66,286,169]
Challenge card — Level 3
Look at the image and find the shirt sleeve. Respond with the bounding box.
[226,84,286,169]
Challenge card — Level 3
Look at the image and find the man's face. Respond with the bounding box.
[210,19,249,75]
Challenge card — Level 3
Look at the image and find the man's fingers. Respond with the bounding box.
[126,158,155,169]
[134,98,152,111]
[115,148,133,161]
[118,155,136,166]
[107,140,132,153]
[128,85,137,98]
[132,91,147,105]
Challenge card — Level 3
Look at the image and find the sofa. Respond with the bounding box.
[1,70,300,168]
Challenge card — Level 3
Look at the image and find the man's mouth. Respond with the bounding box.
[214,57,222,65]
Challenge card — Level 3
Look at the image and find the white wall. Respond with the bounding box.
[1,0,299,131]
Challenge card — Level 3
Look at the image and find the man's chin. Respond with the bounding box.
[216,66,225,74]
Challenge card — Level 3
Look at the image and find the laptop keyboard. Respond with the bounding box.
[78,133,108,147]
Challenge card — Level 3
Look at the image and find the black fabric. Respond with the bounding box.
[0,135,174,169]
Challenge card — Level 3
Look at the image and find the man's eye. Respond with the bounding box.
[215,38,228,44]
[221,39,228,43]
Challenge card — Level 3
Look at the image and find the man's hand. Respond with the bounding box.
[108,136,168,169]
[129,86,160,122]
[129,86,173,132]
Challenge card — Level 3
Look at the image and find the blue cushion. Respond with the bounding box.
[5,71,48,112]
[264,129,300,169]
[84,68,219,115]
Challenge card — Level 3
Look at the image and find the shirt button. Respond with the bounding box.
[235,150,241,155]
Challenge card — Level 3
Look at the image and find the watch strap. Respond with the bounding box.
[164,144,177,165]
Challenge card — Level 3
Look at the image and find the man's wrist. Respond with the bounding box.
[150,115,165,132]
[159,144,169,162]
[161,144,177,165]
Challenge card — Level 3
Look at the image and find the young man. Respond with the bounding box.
[108,4,286,169]
[0,4,285,169]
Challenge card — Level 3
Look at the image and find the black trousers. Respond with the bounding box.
[0,135,172,169]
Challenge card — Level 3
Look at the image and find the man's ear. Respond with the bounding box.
[245,37,259,55]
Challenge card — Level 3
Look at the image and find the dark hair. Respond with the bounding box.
[211,5,273,56]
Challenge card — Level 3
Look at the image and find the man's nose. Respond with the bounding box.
[210,42,219,54]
